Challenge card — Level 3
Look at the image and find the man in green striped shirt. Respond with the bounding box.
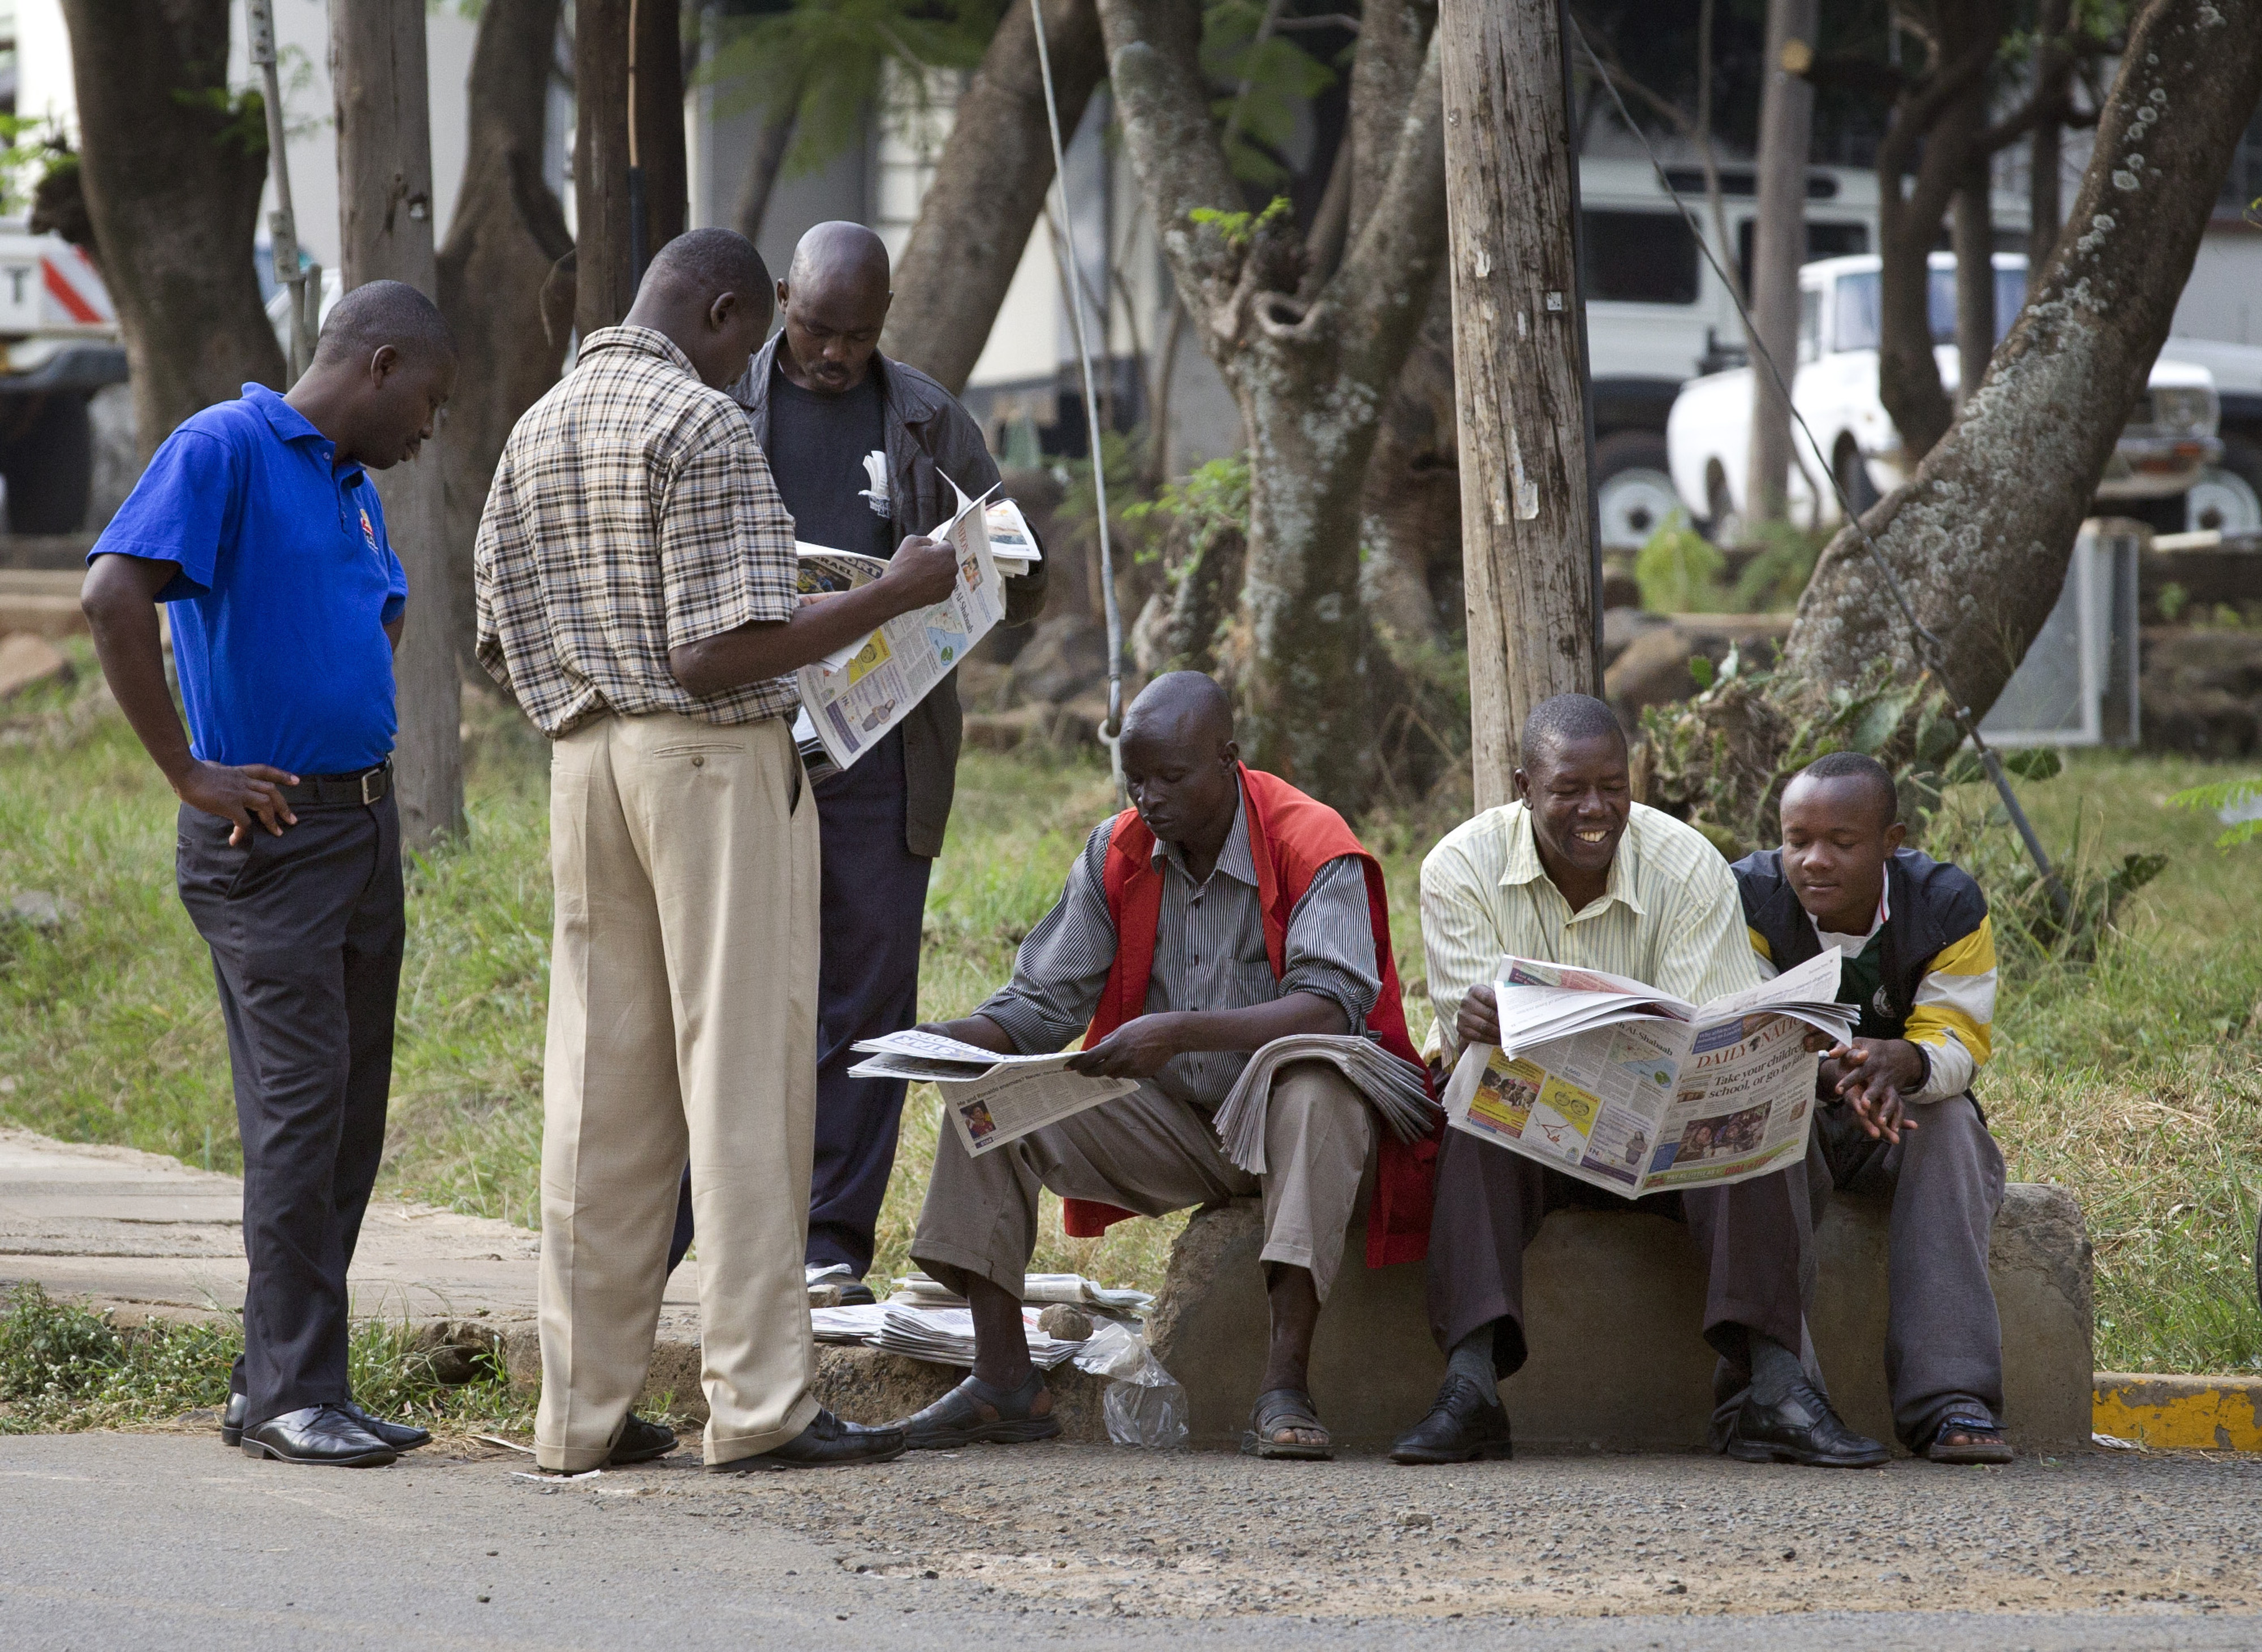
[1389,694,1885,1469]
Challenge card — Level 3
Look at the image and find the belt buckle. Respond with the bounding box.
[360,768,381,806]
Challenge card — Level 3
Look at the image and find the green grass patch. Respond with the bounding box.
[3,663,2258,1374]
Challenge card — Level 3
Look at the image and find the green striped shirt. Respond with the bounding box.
[1419,802,1760,1059]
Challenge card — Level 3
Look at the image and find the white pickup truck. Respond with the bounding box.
[1665,251,2224,538]
[0,222,126,534]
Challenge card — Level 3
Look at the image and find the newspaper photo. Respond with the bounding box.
[849,1028,1139,1159]
[793,477,1003,775]
[1440,949,1855,1197]
[983,498,1042,574]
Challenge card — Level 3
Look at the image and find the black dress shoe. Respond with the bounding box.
[221,1390,248,1448]
[341,1401,432,1452]
[707,1408,906,1472]
[608,1412,677,1465]
[1389,1373,1515,1465]
[241,1404,399,1468]
[1726,1378,1891,1468]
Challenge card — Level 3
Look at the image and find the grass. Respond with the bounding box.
[2,649,2259,1380]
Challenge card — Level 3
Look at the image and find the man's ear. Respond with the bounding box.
[1220,739,1240,768]
[708,289,738,332]
[774,277,791,312]
[1884,821,1907,853]
[1511,766,1530,803]
[367,343,402,386]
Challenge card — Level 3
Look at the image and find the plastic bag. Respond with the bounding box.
[1070,1320,1189,1448]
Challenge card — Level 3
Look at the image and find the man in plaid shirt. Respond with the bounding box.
[476,229,955,1474]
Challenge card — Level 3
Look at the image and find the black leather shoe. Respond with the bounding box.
[341,1401,431,1452]
[221,1390,248,1448]
[241,1404,398,1468]
[608,1412,677,1465]
[707,1408,906,1473]
[1726,1378,1891,1468]
[1389,1373,1515,1465]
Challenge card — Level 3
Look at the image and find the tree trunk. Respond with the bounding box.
[1101,0,1449,807]
[437,0,574,677]
[633,0,687,262]
[576,0,637,332]
[881,0,1107,393]
[1358,277,1456,653]
[1950,170,1994,404]
[2027,0,2074,295]
[59,0,284,461]
[1744,0,1816,526]
[1790,0,2262,718]
[732,98,800,246]
[334,0,464,846]
[1441,0,1596,808]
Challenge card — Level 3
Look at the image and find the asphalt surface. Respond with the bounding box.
[3,1433,2257,1651]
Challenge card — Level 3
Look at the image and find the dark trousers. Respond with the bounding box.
[175,795,403,1429]
[1426,1126,1810,1378]
[667,729,931,1279]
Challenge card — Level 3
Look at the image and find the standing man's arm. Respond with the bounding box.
[81,554,298,844]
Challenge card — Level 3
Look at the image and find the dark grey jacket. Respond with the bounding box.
[731,336,1048,857]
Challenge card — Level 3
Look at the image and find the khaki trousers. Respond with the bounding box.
[536,710,821,1471]
[912,1059,1374,1304]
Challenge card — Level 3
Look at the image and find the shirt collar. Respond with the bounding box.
[1496,802,1646,919]
[243,383,326,448]
[1152,790,1257,889]
[579,324,702,382]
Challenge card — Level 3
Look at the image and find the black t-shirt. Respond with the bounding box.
[765,359,892,561]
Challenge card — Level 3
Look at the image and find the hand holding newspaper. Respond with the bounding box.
[849,1028,1139,1158]
[1441,949,1855,1196]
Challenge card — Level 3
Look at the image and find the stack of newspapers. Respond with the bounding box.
[1213,1033,1438,1177]
[893,1272,1153,1316]
[871,1303,1085,1369]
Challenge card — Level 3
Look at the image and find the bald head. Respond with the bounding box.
[1121,671,1234,747]
[1118,673,1241,855]
[775,222,893,394]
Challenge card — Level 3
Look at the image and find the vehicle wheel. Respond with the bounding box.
[1593,430,1681,550]
[1834,438,1880,518]
[2186,433,2262,535]
[0,392,94,535]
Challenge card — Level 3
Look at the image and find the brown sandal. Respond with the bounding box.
[1926,1411,2013,1465]
[1240,1387,1333,1461]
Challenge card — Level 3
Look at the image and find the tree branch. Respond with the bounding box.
[1317,30,1446,382]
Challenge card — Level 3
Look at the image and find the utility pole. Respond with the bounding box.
[1442,0,1599,807]
[332,0,464,846]
[1745,0,1816,525]
[575,0,685,331]
[247,0,320,382]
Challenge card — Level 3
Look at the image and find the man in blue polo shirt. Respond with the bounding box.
[80,280,457,1469]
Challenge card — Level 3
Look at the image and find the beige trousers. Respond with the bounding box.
[536,710,821,1471]
[912,1058,1374,1304]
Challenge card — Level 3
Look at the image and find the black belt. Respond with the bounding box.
[279,760,391,807]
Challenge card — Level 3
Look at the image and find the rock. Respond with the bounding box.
[0,595,85,641]
[1036,1303,1093,1341]
[1601,606,1671,669]
[1604,628,1705,717]
[6,891,76,929]
[1007,613,1108,706]
[0,633,68,699]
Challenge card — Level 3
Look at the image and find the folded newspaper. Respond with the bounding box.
[849,1028,1139,1158]
[1212,1034,1438,1176]
[873,1303,1085,1369]
[983,498,1042,573]
[892,1272,1154,1316]
[1441,948,1856,1196]
[792,477,1002,777]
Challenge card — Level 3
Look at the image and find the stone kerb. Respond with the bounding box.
[1146,1182,2093,1455]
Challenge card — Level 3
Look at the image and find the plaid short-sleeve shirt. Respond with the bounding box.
[474,326,800,735]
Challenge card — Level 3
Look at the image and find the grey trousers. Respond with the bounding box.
[1810,1093,2008,1450]
[912,1060,1375,1304]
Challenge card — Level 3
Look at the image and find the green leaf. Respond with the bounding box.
[1846,694,1903,754]
[1687,654,1716,690]
[2004,747,2064,782]
[2168,775,2262,813]
[1942,752,1986,787]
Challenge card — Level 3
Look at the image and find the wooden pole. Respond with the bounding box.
[1443,0,1598,809]
[1744,0,1816,524]
[332,0,464,847]
[575,0,637,332]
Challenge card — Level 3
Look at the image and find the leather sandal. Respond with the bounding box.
[1240,1387,1333,1461]
[896,1369,1061,1451]
[1926,1411,2014,1465]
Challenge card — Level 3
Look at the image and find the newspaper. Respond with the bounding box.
[849,1028,1139,1158]
[892,1272,1153,1315]
[1440,949,1855,1197]
[1212,1033,1438,1176]
[793,478,1002,775]
[983,498,1042,573]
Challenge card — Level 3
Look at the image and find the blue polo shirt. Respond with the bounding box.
[89,383,406,776]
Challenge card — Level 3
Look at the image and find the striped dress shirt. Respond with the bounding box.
[976,794,1382,1108]
[1420,801,1760,1062]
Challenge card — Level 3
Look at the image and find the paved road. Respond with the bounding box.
[3,1433,2255,1651]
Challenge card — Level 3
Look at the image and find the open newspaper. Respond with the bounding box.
[1212,1034,1438,1175]
[791,478,1003,776]
[849,1028,1138,1158]
[1440,949,1855,1196]
[983,498,1042,573]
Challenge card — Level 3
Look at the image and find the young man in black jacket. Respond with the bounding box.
[1734,751,2013,1464]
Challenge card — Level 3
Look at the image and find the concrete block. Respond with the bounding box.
[0,633,68,699]
[2093,1372,2262,1451]
[0,595,84,641]
[1147,1181,2092,1454]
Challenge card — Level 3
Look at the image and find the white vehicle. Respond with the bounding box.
[1665,251,2220,536]
[0,223,127,533]
[2150,334,2262,534]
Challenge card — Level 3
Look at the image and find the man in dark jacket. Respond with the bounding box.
[1734,751,2011,1464]
[668,222,1048,1298]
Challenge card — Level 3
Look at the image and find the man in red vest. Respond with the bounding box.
[891,673,1433,1459]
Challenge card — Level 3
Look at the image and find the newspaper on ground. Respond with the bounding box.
[810,1303,891,1344]
[1212,1033,1438,1176]
[872,1302,1085,1369]
[793,477,1003,775]
[1440,948,1856,1197]
[892,1272,1153,1316]
[849,1028,1139,1158]
[983,498,1042,574]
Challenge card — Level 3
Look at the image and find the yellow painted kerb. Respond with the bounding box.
[2093,1373,2262,1451]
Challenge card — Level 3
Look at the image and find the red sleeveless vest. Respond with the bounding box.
[1064,764,1439,1268]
